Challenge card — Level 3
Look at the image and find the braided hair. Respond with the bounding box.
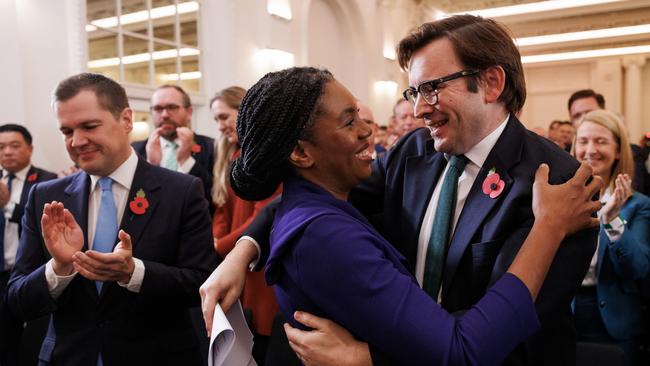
[230,67,333,201]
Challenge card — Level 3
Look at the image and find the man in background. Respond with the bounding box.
[133,85,214,204]
[0,124,56,365]
[393,99,424,137]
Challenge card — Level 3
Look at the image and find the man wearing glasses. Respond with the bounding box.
[133,85,214,206]
[201,15,597,366]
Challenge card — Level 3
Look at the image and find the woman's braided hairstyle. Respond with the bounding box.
[230,67,333,201]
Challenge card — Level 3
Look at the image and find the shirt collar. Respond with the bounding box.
[462,113,509,169]
[3,164,32,181]
[159,137,179,148]
[89,148,138,192]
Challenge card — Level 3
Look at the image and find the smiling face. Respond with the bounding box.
[56,90,133,176]
[296,80,373,198]
[394,99,423,135]
[574,121,619,181]
[212,99,239,144]
[0,131,33,173]
[408,37,502,155]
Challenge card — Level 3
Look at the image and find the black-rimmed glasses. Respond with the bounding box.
[150,104,182,114]
[402,70,479,106]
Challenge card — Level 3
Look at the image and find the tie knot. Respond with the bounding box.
[98,177,113,192]
[448,155,469,172]
[6,173,15,180]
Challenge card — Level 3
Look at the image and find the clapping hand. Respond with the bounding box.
[41,201,84,275]
[175,127,194,164]
[0,182,10,208]
[73,230,135,284]
[145,128,164,166]
[600,174,633,224]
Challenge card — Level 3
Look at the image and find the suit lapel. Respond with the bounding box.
[403,140,446,264]
[118,158,161,251]
[442,116,522,294]
[62,172,96,299]
[19,167,37,207]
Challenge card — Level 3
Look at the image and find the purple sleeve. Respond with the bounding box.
[451,273,540,365]
[291,215,540,365]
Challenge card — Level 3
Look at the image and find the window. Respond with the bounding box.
[86,0,201,93]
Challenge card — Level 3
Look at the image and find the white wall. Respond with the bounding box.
[522,57,649,143]
[0,0,86,173]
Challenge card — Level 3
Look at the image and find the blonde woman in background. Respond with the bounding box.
[210,87,281,363]
[571,109,650,366]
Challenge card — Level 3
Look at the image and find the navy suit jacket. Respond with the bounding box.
[350,115,598,365]
[7,158,217,366]
[132,133,215,206]
[0,166,56,365]
[595,192,650,340]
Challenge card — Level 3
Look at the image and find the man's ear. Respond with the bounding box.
[482,65,506,104]
[289,141,313,169]
[121,107,134,133]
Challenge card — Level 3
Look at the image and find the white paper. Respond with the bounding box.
[208,300,257,366]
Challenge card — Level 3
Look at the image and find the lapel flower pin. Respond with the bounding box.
[482,167,505,199]
[191,143,202,154]
[27,172,38,182]
[129,189,149,215]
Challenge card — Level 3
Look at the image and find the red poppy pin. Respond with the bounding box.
[129,189,149,215]
[191,144,201,154]
[482,168,505,199]
[27,173,38,182]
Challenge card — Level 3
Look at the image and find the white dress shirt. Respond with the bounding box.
[415,115,510,290]
[2,164,31,270]
[160,137,196,173]
[581,188,625,287]
[46,149,146,298]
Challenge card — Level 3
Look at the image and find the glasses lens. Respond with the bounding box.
[419,82,437,105]
[403,89,417,105]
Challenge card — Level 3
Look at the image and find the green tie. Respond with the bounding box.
[423,155,469,300]
[163,140,178,171]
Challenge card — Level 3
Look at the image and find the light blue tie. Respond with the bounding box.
[162,140,178,170]
[93,177,118,292]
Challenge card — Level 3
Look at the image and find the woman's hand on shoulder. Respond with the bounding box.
[532,162,602,238]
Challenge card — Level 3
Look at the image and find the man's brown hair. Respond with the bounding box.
[397,15,526,114]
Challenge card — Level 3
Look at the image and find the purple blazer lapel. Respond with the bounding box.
[442,116,523,294]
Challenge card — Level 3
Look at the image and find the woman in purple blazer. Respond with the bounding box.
[228,67,601,365]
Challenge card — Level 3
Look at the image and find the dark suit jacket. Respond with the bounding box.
[350,115,598,366]
[0,166,56,365]
[632,144,650,196]
[7,158,217,366]
[132,133,215,206]
[595,192,650,340]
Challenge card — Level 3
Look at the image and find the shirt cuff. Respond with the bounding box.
[45,259,78,300]
[236,236,261,271]
[177,156,196,174]
[603,215,626,242]
[118,257,145,292]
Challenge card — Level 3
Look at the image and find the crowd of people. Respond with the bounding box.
[0,13,648,366]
